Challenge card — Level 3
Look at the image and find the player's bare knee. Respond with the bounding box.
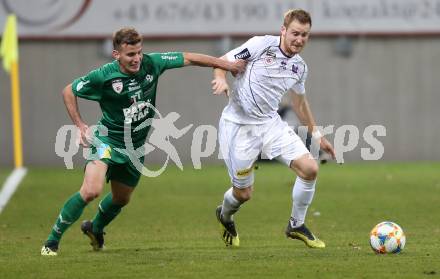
[232,185,253,202]
[79,190,100,202]
[301,161,319,180]
[292,159,319,181]
[79,183,102,202]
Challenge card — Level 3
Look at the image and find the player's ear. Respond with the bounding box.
[281,25,286,37]
[112,49,120,60]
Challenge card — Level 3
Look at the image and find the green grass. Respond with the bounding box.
[0,163,440,278]
[0,168,12,185]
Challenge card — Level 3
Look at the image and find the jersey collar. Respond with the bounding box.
[278,36,294,58]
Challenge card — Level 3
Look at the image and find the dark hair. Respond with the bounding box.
[283,9,312,27]
[112,27,142,50]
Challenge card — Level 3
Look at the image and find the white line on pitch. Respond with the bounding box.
[0,168,28,214]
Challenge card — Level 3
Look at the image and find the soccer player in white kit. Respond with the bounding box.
[212,9,336,248]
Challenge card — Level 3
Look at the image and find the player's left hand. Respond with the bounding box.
[212,77,230,97]
[229,59,247,76]
[320,137,336,160]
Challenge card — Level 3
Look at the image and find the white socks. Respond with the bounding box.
[221,187,242,222]
[220,178,315,227]
[291,177,316,228]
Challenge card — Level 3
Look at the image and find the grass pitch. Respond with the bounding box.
[0,162,439,278]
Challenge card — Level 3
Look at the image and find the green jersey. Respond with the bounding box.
[72,52,184,149]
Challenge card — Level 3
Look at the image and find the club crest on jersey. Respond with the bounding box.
[112,79,123,94]
[264,56,275,65]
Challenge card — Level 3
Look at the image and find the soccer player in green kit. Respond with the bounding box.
[41,27,246,256]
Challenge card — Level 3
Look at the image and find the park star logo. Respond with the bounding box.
[112,79,123,94]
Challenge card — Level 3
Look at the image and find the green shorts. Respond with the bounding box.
[86,142,145,187]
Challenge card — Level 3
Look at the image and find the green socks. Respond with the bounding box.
[46,191,124,242]
[47,192,87,242]
[92,193,123,234]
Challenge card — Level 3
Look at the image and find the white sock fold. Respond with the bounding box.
[221,187,242,222]
[291,177,316,228]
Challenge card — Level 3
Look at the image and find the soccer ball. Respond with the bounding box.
[369,221,406,254]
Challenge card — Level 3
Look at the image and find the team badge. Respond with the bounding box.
[264,56,275,65]
[112,79,123,94]
[264,49,276,65]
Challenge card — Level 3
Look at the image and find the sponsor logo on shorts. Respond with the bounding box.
[236,167,253,178]
[97,144,112,159]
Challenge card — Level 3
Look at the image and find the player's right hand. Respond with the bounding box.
[211,78,230,97]
[320,137,336,160]
[77,124,91,147]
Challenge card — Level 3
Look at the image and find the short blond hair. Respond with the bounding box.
[112,27,142,50]
[283,9,312,27]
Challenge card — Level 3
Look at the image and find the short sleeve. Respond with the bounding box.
[225,36,271,62]
[291,63,308,95]
[147,52,184,74]
[71,68,104,101]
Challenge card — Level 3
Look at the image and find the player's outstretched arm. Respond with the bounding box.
[62,84,90,146]
[183,52,246,76]
[291,91,336,159]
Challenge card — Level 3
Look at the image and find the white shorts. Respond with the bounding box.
[218,116,309,188]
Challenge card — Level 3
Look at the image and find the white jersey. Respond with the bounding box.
[222,35,308,124]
